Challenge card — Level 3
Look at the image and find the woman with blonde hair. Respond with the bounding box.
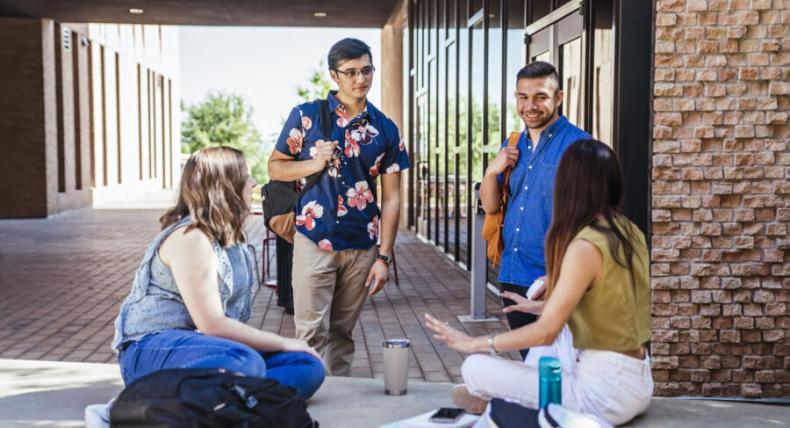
[111,146,325,400]
[426,139,652,425]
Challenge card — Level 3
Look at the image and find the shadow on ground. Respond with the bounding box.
[2,359,789,428]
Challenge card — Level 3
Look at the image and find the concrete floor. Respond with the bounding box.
[2,359,788,428]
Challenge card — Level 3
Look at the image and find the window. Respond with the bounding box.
[470,21,485,183]
[457,22,470,265]
[488,0,504,171]
[447,40,459,259]
[506,0,526,134]
[438,39,447,249]
[592,0,614,146]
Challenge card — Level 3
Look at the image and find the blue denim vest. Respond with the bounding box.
[111,217,253,352]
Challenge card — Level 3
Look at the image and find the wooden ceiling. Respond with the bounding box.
[0,0,402,27]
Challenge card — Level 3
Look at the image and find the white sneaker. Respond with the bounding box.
[85,397,114,428]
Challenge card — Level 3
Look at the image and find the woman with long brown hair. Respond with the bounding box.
[111,146,325,400]
[426,139,652,425]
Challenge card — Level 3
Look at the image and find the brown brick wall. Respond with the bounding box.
[651,0,789,397]
[0,19,94,218]
[0,18,49,217]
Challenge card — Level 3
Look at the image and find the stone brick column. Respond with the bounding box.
[651,0,789,397]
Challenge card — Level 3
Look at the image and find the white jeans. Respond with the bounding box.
[462,350,653,426]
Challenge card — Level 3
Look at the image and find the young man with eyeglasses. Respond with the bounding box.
[269,38,410,376]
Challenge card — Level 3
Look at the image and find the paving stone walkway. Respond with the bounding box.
[0,208,515,383]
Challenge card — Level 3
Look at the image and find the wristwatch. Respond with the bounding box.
[376,254,393,266]
[487,334,498,355]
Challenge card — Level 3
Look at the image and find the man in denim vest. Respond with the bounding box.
[480,62,590,359]
[269,39,410,375]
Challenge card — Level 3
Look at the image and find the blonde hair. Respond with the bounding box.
[160,146,249,247]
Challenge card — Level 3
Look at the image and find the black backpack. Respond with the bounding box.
[109,368,318,428]
[262,99,332,243]
[489,398,540,428]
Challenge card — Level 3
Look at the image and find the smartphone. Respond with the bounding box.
[429,407,465,423]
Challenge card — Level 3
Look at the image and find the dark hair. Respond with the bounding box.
[544,139,639,293]
[516,61,560,89]
[328,38,372,70]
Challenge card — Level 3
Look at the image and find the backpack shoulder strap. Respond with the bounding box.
[299,98,332,195]
[506,131,521,148]
[318,99,332,139]
[501,132,522,203]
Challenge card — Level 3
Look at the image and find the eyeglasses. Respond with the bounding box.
[333,65,376,80]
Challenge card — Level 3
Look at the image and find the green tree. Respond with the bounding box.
[266,62,336,147]
[296,61,334,102]
[181,91,267,182]
[443,96,504,181]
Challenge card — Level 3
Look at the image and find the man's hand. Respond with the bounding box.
[365,260,389,296]
[485,146,520,177]
[314,140,338,164]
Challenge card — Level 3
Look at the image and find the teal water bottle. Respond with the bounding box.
[538,356,562,409]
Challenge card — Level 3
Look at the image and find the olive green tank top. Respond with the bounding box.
[567,216,651,352]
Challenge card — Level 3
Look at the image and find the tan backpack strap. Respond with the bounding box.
[506,131,521,148]
[500,132,522,205]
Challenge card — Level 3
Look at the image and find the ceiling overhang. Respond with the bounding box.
[0,0,401,27]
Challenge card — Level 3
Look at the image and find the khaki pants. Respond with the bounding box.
[292,232,377,376]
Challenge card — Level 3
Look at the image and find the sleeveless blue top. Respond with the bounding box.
[111,217,253,352]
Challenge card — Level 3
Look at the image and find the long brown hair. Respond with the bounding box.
[544,139,638,292]
[160,146,249,247]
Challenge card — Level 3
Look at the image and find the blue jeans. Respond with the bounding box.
[118,329,325,400]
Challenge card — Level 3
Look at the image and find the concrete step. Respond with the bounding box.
[1,359,788,428]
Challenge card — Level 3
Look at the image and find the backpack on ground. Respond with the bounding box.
[262,99,332,243]
[109,368,318,428]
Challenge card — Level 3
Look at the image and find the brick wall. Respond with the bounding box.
[0,18,51,218]
[651,0,789,397]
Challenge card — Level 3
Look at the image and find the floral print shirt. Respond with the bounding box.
[274,91,410,251]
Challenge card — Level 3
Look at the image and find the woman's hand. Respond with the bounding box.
[502,291,544,315]
[424,313,482,354]
[280,338,323,361]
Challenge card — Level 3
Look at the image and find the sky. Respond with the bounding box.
[179,26,381,149]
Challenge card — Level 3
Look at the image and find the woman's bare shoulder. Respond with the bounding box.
[159,226,213,266]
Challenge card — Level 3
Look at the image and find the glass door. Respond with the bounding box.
[526,2,585,129]
[415,94,430,237]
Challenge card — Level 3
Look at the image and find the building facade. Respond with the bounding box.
[0,19,180,218]
[649,0,788,397]
[402,0,787,398]
[403,0,649,268]
[0,0,785,398]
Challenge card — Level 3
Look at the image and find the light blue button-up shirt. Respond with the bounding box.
[497,116,590,287]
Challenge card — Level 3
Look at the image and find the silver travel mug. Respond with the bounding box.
[383,339,410,395]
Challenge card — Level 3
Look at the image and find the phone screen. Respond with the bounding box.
[429,407,465,422]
